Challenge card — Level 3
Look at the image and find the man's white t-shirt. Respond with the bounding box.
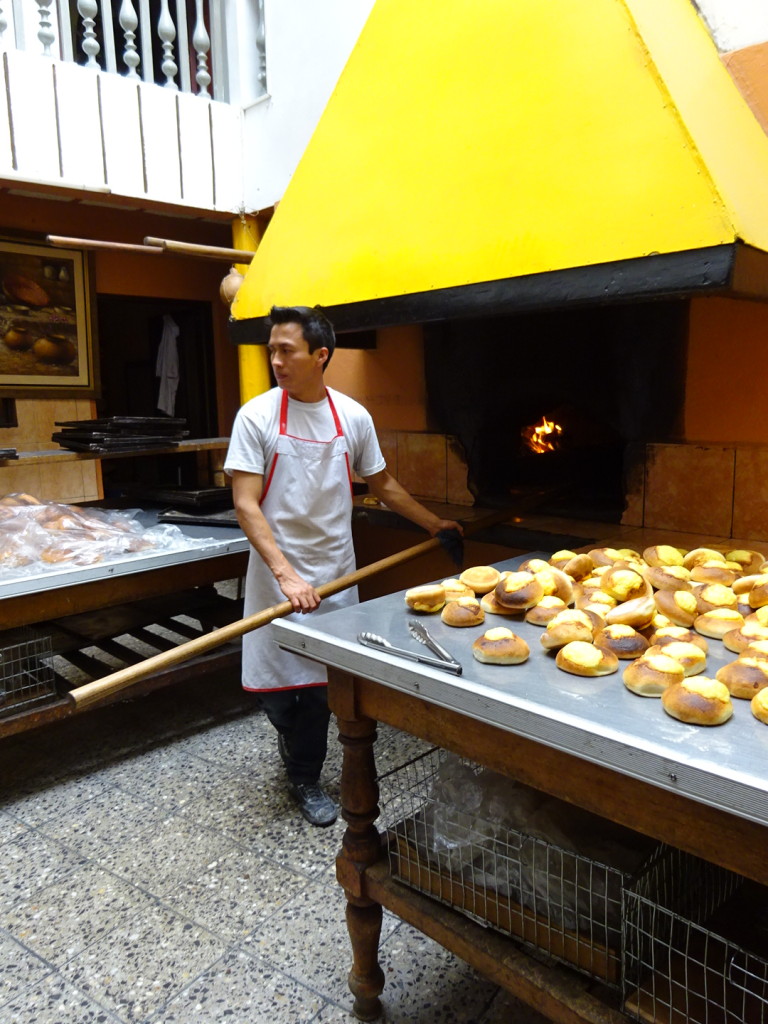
[224,386,386,481]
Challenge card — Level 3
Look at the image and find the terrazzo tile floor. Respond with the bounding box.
[0,673,553,1024]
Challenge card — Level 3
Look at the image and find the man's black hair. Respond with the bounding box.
[267,305,336,369]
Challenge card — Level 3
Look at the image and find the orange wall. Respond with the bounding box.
[0,194,241,436]
[686,295,768,443]
[324,323,428,432]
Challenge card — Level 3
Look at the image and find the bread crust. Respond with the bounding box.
[472,627,530,664]
[661,677,733,725]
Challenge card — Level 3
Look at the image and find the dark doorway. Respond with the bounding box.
[95,295,218,495]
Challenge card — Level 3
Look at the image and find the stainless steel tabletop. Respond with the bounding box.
[272,553,768,829]
[0,511,249,600]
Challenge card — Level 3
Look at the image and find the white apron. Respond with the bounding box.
[242,388,357,691]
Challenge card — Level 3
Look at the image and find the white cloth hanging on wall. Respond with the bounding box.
[156,314,180,416]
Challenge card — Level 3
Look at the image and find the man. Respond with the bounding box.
[225,305,462,826]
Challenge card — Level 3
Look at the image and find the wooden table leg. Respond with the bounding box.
[335,710,386,1021]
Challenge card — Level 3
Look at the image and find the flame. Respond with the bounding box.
[521,415,563,454]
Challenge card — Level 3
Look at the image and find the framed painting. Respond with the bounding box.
[0,239,98,397]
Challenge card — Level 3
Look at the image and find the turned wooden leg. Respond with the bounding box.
[332,673,385,1021]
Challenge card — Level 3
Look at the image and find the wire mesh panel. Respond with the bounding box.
[0,629,57,716]
[378,747,654,987]
[623,844,768,1023]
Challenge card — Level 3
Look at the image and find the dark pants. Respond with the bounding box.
[257,686,331,785]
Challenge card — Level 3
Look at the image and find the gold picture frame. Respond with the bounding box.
[0,238,98,397]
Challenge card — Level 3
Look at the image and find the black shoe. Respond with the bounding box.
[277,732,290,769]
[287,782,338,827]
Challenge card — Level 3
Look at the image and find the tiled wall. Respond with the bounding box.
[0,399,101,503]
[622,442,768,543]
[360,430,474,506]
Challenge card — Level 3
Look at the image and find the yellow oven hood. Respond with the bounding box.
[232,0,768,336]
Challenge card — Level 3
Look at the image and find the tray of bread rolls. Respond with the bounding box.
[272,544,768,829]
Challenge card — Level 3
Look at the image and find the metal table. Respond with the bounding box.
[272,553,768,1023]
[0,512,249,628]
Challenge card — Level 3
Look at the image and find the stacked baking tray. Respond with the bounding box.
[52,416,188,452]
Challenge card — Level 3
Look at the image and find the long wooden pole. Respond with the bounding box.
[46,235,165,255]
[69,506,518,712]
[143,237,257,261]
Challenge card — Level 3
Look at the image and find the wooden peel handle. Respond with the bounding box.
[69,535,440,710]
[68,505,519,712]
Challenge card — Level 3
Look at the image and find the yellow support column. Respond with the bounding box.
[232,215,271,403]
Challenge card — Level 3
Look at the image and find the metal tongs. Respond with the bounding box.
[357,622,462,675]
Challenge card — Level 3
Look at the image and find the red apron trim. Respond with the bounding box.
[261,388,352,505]
[244,681,327,693]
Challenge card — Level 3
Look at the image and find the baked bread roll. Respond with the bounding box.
[623,653,685,696]
[525,595,568,625]
[682,547,727,570]
[532,564,574,604]
[747,575,768,610]
[727,549,766,574]
[540,609,595,650]
[644,564,692,592]
[600,566,647,603]
[555,641,618,677]
[441,596,485,627]
[733,573,766,596]
[654,589,698,626]
[574,584,616,610]
[441,578,476,601]
[458,566,500,595]
[605,588,656,630]
[643,544,684,568]
[716,657,768,700]
[550,551,594,581]
[480,591,523,616]
[694,583,737,614]
[745,607,768,628]
[494,571,544,611]
[649,625,708,653]
[723,621,768,654]
[404,584,447,613]
[750,687,768,725]
[472,627,529,664]
[691,561,738,587]
[661,677,733,726]
[645,641,706,677]
[742,639,768,661]
[594,624,649,659]
[693,608,745,640]
[587,547,623,566]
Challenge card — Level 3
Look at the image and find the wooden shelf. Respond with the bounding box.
[0,437,230,467]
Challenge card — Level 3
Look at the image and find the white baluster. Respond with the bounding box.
[119,0,140,77]
[158,0,178,89]
[35,0,55,56]
[78,0,101,68]
[255,0,266,93]
[192,0,210,97]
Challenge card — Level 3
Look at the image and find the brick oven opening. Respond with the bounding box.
[424,300,689,520]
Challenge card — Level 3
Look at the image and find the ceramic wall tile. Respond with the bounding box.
[446,437,473,506]
[397,433,447,501]
[733,448,768,543]
[643,444,734,536]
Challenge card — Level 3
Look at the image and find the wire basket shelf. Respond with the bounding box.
[378,747,650,987]
[0,628,57,717]
[623,844,768,1023]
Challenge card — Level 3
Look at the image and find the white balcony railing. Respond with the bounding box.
[0,0,266,103]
